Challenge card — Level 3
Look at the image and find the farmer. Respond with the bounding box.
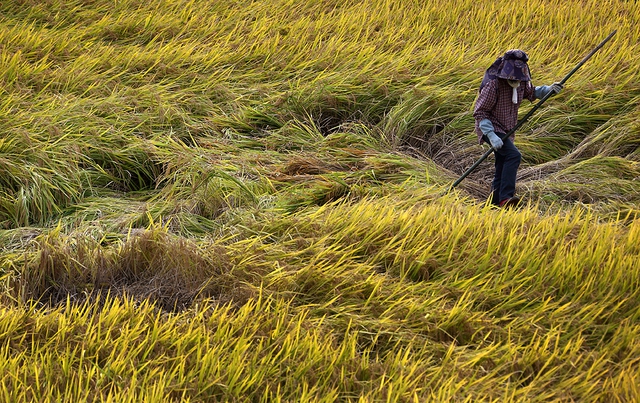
[474,49,562,207]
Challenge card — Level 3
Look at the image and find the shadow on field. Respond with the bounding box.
[399,133,496,202]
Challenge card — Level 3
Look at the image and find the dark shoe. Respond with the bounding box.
[499,197,520,208]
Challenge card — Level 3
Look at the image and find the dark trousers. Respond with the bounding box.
[484,135,521,204]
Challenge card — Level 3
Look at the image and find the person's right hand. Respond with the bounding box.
[486,131,503,150]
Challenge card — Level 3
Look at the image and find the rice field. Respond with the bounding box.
[0,0,639,401]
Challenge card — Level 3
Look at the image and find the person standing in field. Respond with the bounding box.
[474,49,562,208]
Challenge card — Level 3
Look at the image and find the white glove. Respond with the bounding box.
[535,82,563,98]
[549,82,563,95]
[479,118,503,150]
[486,131,503,150]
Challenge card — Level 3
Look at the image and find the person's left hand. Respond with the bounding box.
[549,82,563,95]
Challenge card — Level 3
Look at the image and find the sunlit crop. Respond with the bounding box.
[0,0,639,401]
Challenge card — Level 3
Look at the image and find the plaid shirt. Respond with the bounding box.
[473,78,536,143]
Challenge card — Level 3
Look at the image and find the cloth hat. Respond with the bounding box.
[479,49,531,92]
[496,49,531,81]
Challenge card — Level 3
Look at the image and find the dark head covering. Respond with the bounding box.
[480,49,532,91]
